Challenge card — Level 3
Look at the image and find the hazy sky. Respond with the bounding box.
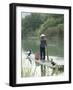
[21,12,31,18]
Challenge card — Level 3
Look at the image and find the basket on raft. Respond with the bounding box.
[35,52,40,66]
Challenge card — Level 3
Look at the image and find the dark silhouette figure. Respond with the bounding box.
[40,34,47,61]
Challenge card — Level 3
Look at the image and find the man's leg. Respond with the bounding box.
[42,47,45,60]
[42,48,46,76]
[40,47,43,60]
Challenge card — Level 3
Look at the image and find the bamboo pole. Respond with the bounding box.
[46,40,49,62]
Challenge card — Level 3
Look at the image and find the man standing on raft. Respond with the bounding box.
[40,34,47,61]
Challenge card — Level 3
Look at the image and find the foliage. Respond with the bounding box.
[21,13,64,57]
[21,13,64,39]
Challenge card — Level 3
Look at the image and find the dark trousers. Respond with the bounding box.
[40,47,45,60]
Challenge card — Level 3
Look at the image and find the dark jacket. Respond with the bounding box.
[40,38,47,48]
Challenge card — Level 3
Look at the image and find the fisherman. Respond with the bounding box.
[40,34,47,61]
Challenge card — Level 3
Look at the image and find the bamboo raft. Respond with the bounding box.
[35,60,64,76]
[22,51,64,77]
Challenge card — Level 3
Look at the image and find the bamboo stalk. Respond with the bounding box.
[46,45,49,62]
